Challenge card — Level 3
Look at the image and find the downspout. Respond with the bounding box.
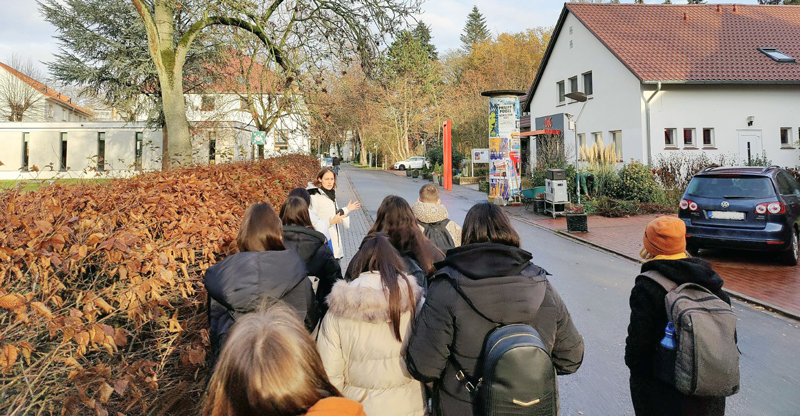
[644,82,662,166]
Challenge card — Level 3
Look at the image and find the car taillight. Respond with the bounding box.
[680,199,698,211]
[679,199,688,210]
[755,202,785,214]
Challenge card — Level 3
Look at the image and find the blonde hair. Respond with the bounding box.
[203,304,340,416]
[419,184,439,203]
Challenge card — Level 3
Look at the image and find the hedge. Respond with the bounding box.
[0,155,320,415]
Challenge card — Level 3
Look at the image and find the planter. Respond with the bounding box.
[423,172,432,180]
[566,213,588,233]
[437,175,444,186]
[412,170,420,178]
[406,170,413,177]
[478,181,490,194]
[533,198,545,214]
[458,176,481,185]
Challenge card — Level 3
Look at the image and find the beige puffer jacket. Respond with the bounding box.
[317,272,425,416]
[411,201,462,247]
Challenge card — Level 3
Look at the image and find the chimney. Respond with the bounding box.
[733,4,739,12]
[683,12,688,21]
[717,5,722,13]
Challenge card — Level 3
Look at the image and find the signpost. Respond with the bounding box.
[471,148,489,177]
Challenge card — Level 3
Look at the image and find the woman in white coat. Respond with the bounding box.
[308,168,360,260]
[317,232,425,416]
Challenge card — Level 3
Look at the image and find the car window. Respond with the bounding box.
[686,176,776,199]
[777,172,799,196]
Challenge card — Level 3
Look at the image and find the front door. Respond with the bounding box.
[738,131,763,165]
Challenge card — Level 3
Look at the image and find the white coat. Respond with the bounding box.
[308,187,349,259]
[317,272,425,416]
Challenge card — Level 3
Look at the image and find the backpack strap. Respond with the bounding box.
[639,270,678,292]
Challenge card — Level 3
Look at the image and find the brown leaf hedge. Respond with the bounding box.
[0,155,320,415]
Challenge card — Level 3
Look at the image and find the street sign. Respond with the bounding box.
[251,131,266,145]
[472,148,489,163]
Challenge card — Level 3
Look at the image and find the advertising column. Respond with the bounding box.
[482,90,524,203]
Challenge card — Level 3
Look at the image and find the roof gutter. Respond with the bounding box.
[644,82,662,166]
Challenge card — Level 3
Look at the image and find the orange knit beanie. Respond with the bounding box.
[643,216,686,256]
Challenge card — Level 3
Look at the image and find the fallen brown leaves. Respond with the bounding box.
[0,155,319,415]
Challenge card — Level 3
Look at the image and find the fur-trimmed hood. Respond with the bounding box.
[326,272,422,323]
[412,201,449,223]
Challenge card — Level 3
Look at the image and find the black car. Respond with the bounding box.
[679,166,800,265]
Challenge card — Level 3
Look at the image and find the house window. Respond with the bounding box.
[570,40,573,49]
[134,132,143,170]
[683,128,696,147]
[557,81,565,103]
[22,132,29,171]
[703,128,714,147]
[62,109,66,122]
[611,130,623,162]
[583,71,593,96]
[592,131,602,145]
[758,48,796,63]
[274,129,289,152]
[209,132,217,163]
[98,132,106,172]
[664,128,676,147]
[569,76,578,94]
[256,144,265,159]
[780,127,793,147]
[60,132,68,171]
[577,133,586,161]
[201,95,216,111]
[569,26,573,35]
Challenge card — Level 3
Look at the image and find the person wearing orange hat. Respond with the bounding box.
[625,216,732,416]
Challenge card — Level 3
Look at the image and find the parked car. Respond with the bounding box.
[393,156,428,170]
[679,166,800,265]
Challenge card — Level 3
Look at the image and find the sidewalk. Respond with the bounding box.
[335,168,374,267]
[504,206,800,319]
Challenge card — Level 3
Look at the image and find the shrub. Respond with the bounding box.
[0,155,320,415]
[609,162,665,203]
[593,197,640,217]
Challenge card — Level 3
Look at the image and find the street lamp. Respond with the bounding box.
[565,91,588,205]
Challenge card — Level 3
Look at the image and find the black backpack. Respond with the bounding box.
[446,278,557,416]
[419,219,455,252]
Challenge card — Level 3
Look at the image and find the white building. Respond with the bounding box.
[524,4,800,169]
[0,62,93,123]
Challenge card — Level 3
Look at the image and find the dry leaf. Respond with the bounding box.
[98,382,114,403]
[0,293,26,310]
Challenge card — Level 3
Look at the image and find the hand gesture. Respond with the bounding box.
[329,213,344,225]
[347,200,361,212]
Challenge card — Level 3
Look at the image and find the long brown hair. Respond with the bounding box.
[280,196,313,228]
[346,232,416,342]
[368,195,436,275]
[462,203,521,247]
[203,304,340,416]
[313,168,337,189]
[237,202,285,252]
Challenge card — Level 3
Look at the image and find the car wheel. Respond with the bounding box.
[687,243,700,256]
[782,228,799,266]
[398,164,405,170]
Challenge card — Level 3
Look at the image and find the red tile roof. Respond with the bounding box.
[524,4,800,110]
[0,62,93,117]
[568,4,800,83]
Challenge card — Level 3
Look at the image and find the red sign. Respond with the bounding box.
[544,117,553,128]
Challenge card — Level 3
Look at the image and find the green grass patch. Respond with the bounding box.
[0,178,114,192]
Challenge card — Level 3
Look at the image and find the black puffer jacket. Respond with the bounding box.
[406,243,585,416]
[282,225,342,318]
[625,257,731,416]
[204,250,316,364]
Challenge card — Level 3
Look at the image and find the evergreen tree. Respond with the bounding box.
[460,6,490,52]
[412,22,438,61]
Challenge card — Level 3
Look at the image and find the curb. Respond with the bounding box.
[506,211,800,321]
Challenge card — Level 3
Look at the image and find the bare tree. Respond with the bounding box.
[0,55,45,122]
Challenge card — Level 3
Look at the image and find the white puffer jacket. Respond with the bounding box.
[308,187,349,259]
[317,272,425,416]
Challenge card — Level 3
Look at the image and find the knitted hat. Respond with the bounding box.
[642,216,686,256]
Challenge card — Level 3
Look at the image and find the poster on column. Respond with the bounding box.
[488,96,521,200]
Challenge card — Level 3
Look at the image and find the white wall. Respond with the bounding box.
[648,84,800,168]
[529,12,644,168]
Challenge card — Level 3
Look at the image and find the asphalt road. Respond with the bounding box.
[342,165,800,416]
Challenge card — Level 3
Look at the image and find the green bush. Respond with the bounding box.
[609,162,665,203]
[594,197,640,217]
[427,145,465,168]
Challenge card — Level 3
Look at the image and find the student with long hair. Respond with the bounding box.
[289,187,331,242]
[281,196,343,319]
[317,233,425,416]
[308,168,361,260]
[366,195,444,289]
[406,203,584,415]
[204,304,366,416]
[203,202,317,364]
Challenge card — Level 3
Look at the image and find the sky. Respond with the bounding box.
[0,0,760,80]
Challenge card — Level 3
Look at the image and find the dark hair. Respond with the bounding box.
[280,196,313,228]
[203,304,340,416]
[237,203,285,252]
[368,195,436,275]
[462,203,521,247]
[313,168,337,189]
[346,233,415,342]
[288,188,312,206]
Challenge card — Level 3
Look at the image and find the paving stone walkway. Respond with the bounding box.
[335,168,374,268]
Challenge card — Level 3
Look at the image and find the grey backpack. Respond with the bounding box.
[642,270,740,397]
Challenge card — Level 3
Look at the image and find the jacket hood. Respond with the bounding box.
[204,250,308,312]
[283,225,326,244]
[326,272,422,323]
[641,257,724,292]
[412,201,449,223]
[436,243,548,324]
[304,397,365,416]
[283,225,326,264]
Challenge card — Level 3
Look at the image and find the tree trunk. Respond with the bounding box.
[358,131,367,165]
[160,77,192,165]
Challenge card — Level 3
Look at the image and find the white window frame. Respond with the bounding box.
[702,128,715,148]
[780,127,793,148]
[664,128,677,148]
[568,76,578,94]
[578,133,586,160]
[21,132,30,171]
[582,71,593,96]
[557,81,565,104]
[610,130,623,162]
[683,128,696,148]
[592,131,603,145]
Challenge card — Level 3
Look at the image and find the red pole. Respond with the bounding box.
[443,120,452,190]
